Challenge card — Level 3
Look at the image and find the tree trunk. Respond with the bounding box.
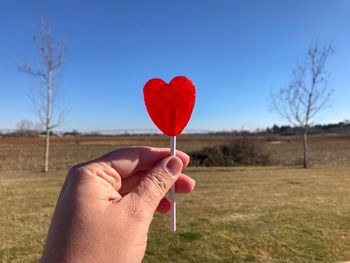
[44,70,52,173]
[303,130,309,168]
[44,129,50,172]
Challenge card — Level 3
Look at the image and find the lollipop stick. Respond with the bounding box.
[170,136,176,232]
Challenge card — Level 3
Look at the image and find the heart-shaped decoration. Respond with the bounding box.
[143,76,196,136]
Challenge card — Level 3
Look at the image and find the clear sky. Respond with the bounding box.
[0,0,349,132]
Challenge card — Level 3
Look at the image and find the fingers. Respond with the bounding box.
[156,198,171,213]
[122,156,183,219]
[175,174,196,193]
[155,176,196,213]
[96,147,190,178]
[119,172,195,196]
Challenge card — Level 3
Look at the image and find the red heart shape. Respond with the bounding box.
[143,76,196,136]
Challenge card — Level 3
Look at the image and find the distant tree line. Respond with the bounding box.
[204,121,350,136]
[3,120,349,138]
[266,121,350,135]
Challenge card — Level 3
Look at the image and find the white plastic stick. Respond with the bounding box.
[170,136,176,232]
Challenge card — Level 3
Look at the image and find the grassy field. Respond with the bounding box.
[0,135,350,262]
[1,166,350,262]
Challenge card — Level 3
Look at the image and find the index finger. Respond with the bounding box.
[96,146,190,178]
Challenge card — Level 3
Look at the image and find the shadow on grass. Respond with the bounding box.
[178,231,202,242]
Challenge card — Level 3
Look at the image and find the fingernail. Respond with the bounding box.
[166,157,183,176]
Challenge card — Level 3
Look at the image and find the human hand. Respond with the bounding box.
[41,147,195,263]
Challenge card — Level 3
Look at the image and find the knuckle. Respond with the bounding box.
[67,163,93,183]
[67,164,83,180]
[69,161,98,176]
[69,162,88,175]
[144,169,171,198]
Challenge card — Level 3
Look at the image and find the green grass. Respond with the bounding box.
[1,166,350,262]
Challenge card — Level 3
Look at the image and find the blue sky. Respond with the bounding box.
[0,0,349,132]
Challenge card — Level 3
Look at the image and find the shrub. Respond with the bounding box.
[189,138,270,166]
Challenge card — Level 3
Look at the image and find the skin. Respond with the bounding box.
[41,147,195,263]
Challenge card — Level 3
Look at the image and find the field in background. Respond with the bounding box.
[0,134,350,262]
[0,134,350,170]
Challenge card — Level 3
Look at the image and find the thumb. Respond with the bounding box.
[126,156,183,219]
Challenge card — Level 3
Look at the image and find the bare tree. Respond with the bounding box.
[16,119,42,136]
[270,43,334,168]
[16,120,34,136]
[18,20,67,172]
[17,119,34,132]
